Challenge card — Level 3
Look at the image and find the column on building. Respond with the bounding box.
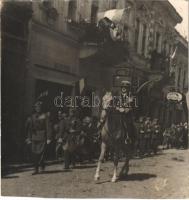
[144,25,150,57]
[137,21,144,54]
[157,33,162,53]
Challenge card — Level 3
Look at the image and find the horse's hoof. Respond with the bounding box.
[111,177,117,183]
[94,175,100,181]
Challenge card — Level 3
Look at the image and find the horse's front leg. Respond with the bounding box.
[119,147,131,179]
[119,157,130,179]
[112,148,119,183]
[94,141,106,181]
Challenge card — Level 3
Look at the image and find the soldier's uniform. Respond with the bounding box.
[80,116,96,162]
[169,124,176,148]
[55,112,69,160]
[151,119,160,154]
[27,102,52,174]
[183,122,188,149]
[137,117,145,156]
[144,118,152,155]
[175,125,182,149]
[163,128,171,149]
[117,82,137,147]
[63,111,81,169]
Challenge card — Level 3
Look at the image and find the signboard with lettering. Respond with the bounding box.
[167,92,182,102]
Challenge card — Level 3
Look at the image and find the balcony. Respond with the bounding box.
[76,9,130,63]
[150,50,170,74]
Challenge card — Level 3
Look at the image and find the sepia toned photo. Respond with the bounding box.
[1,0,189,199]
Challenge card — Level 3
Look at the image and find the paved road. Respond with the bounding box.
[2,149,189,198]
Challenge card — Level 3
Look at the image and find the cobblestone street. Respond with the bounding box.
[2,149,189,198]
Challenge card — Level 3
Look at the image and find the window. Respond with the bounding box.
[142,24,147,55]
[156,32,160,50]
[111,0,117,9]
[135,19,140,51]
[41,0,51,8]
[183,70,186,89]
[68,0,77,21]
[178,67,181,87]
[91,1,98,24]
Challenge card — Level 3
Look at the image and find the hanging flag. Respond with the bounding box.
[170,46,177,59]
[79,78,85,94]
[169,46,177,76]
[97,8,129,42]
[75,78,86,95]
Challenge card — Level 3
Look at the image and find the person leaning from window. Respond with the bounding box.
[26,101,52,175]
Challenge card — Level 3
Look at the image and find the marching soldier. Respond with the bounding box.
[80,116,95,162]
[170,123,176,148]
[63,109,81,169]
[183,122,188,149]
[55,111,69,160]
[162,128,171,149]
[26,101,52,175]
[144,117,152,155]
[137,116,145,157]
[175,124,183,149]
[151,118,161,154]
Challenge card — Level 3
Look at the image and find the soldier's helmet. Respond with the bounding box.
[121,80,131,93]
[121,80,131,87]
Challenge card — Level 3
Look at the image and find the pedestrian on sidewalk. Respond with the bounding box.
[26,101,52,175]
[137,116,145,157]
[144,117,152,155]
[151,118,161,154]
[183,122,188,149]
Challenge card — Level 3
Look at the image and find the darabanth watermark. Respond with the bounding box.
[54,92,138,108]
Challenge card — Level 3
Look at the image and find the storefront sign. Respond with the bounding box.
[167,92,182,102]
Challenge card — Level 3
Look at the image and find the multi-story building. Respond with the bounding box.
[2,0,188,159]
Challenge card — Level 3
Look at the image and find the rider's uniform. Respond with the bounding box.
[99,91,136,146]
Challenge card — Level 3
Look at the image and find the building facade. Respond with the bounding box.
[2,0,188,160]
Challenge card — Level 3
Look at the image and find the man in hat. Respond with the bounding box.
[27,101,52,175]
[62,109,82,169]
[151,118,161,154]
[117,80,137,148]
[183,122,188,149]
[54,110,69,160]
[137,116,145,157]
[144,117,152,155]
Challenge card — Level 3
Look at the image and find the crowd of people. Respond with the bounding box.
[25,101,188,175]
[134,117,188,158]
[162,122,188,150]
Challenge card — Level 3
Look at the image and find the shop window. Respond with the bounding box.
[68,0,77,22]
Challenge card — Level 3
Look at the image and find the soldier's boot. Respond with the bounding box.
[41,162,46,172]
[32,166,39,175]
[64,151,70,170]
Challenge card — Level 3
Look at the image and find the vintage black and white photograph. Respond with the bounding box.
[1,0,189,198]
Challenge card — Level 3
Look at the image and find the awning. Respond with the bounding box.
[97,9,126,24]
